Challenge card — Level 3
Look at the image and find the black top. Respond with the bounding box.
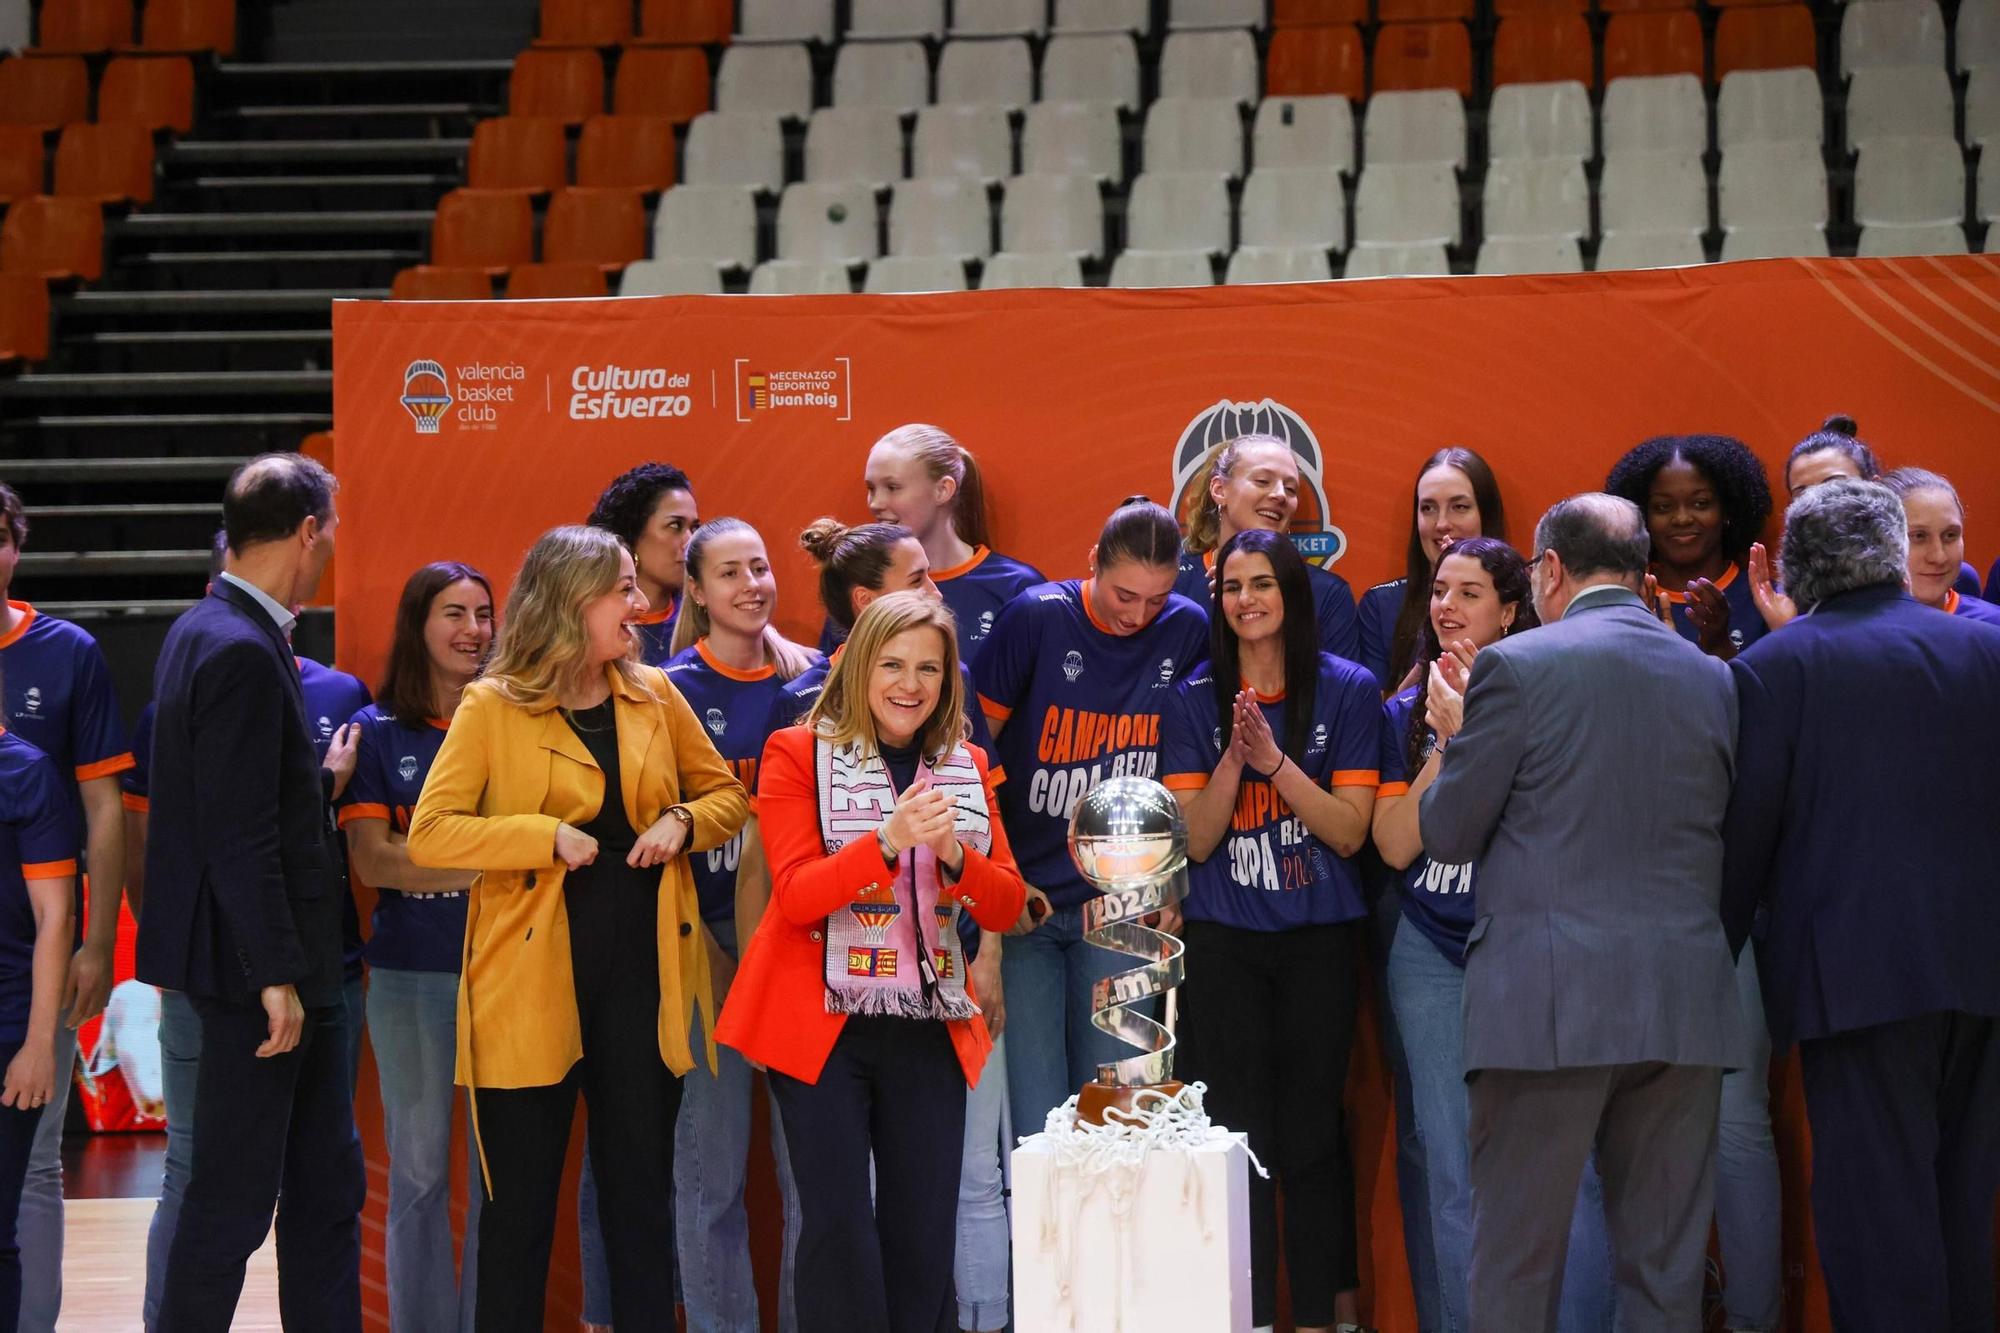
[879,738,921,795]
[563,699,638,854]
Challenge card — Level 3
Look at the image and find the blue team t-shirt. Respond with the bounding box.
[1173,549,1361,665]
[299,657,373,977]
[0,731,78,1044]
[665,640,799,931]
[1356,578,1406,692]
[1986,556,2000,604]
[1662,562,1768,656]
[974,579,1210,908]
[1949,589,2000,625]
[934,546,1043,666]
[0,601,133,835]
[337,704,466,974]
[1159,655,1379,932]
[1378,686,1477,965]
[123,700,156,812]
[634,598,680,668]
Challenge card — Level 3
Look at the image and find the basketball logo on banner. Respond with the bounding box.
[400,360,451,434]
[1170,398,1348,567]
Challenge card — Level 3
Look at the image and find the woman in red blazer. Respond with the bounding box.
[718,591,1025,1333]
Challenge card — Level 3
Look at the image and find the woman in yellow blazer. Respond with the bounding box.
[408,524,748,1333]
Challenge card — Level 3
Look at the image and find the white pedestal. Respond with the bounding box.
[1011,1133,1252,1333]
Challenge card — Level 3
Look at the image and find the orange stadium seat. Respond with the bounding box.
[0,272,52,362]
[543,186,647,268]
[1496,0,1588,15]
[0,196,105,280]
[509,47,607,123]
[1711,0,1796,7]
[612,45,712,123]
[1598,0,1696,11]
[638,0,733,45]
[0,57,92,131]
[1603,10,1705,81]
[430,188,536,271]
[1267,26,1365,98]
[1492,12,1595,88]
[576,115,677,191]
[30,0,133,52]
[54,122,156,204]
[1273,0,1368,24]
[99,56,197,133]
[467,116,570,193]
[1378,0,1474,21]
[390,265,497,299]
[506,260,611,298]
[1714,5,1817,77]
[0,128,48,203]
[1372,22,1474,96]
[140,0,237,54]
[538,0,632,46]
[299,430,335,469]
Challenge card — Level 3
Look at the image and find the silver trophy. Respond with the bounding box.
[1068,775,1189,1118]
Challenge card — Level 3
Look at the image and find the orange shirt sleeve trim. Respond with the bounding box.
[1329,768,1380,788]
[986,765,1006,789]
[121,792,150,814]
[22,859,77,881]
[978,694,1011,722]
[1161,772,1209,791]
[338,802,392,828]
[1375,780,1411,800]
[76,753,137,782]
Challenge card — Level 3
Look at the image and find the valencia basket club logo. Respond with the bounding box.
[1170,398,1348,568]
[400,360,451,434]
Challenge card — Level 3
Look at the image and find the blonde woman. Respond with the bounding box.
[408,525,749,1333]
[718,592,1025,1333]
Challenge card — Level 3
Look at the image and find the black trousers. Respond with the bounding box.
[474,854,680,1333]
[0,1040,37,1333]
[159,1000,365,1333]
[770,1016,968,1333]
[1176,919,1361,1327]
[1800,1010,2000,1333]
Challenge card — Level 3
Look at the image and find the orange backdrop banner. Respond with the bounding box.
[331,257,2000,1331]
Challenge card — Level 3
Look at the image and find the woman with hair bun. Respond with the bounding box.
[1783,414,1880,497]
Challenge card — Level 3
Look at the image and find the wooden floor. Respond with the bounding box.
[62,1197,280,1331]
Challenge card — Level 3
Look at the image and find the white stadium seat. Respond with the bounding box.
[1239,168,1347,251]
[778,181,882,262]
[936,37,1034,110]
[1144,98,1246,177]
[889,176,995,258]
[1354,162,1460,246]
[1476,235,1583,275]
[1719,226,1830,261]
[952,0,1048,37]
[1595,230,1707,270]
[750,259,853,293]
[832,40,930,112]
[683,113,786,191]
[1487,81,1592,163]
[1227,246,1334,283]
[739,0,835,43]
[716,44,814,119]
[1363,90,1467,169]
[1717,69,1823,148]
[1000,174,1106,258]
[1159,29,1259,105]
[1957,0,2000,72]
[1598,152,1707,235]
[1840,0,1947,76]
[1980,155,2000,219]
[1254,96,1356,176]
[1718,141,1829,231]
[1482,157,1588,239]
[1342,241,1449,278]
[1845,66,1954,149]
[1041,33,1141,111]
[981,251,1086,287]
[1055,0,1150,34]
[1126,171,1234,252]
[620,257,726,295]
[805,107,906,187]
[1110,249,1216,286]
[1169,0,1264,28]
[847,0,945,40]
[864,255,970,291]
[1024,101,1124,181]
[1856,222,1968,256]
[1967,69,2000,151]
[1601,75,1706,158]
[652,184,760,269]
[1853,136,1965,226]
[913,105,1014,182]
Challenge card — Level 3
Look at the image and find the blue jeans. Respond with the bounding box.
[17,1022,74,1333]
[1387,923,1615,1333]
[368,968,479,1333]
[1000,901,1147,1137]
[1716,948,1782,1332]
[145,991,199,1331]
[675,998,799,1333]
[1376,902,1442,1332]
[956,1030,1010,1331]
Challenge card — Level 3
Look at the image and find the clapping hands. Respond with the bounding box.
[1230,689,1285,774]
[880,779,963,867]
[1426,637,1478,741]
[1748,542,1797,631]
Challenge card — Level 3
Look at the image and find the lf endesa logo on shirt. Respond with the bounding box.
[1169,397,1349,570]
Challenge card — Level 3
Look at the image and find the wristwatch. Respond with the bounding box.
[665,804,695,836]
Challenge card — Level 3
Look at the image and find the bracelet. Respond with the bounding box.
[876,828,901,864]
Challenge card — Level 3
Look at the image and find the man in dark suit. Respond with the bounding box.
[136,453,363,1333]
[1723,478,2000,1333]
[1420,493,1745,1333]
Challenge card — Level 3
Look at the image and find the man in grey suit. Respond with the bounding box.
[1419,493,1745,1333]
